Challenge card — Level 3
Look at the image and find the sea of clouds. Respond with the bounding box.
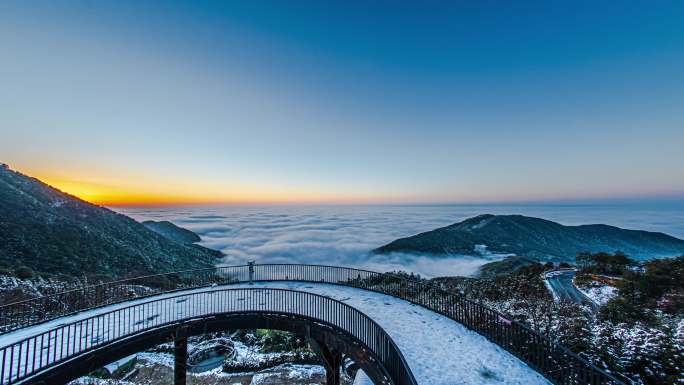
[118,204,684,278]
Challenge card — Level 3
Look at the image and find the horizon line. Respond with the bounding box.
[102,195,684,208]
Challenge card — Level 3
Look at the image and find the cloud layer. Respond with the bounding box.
[119,204,684,278]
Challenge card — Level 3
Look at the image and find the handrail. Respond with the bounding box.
[0,288,417,385]
[0,263,626,385]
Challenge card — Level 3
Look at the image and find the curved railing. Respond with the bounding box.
[0,263,626,385]
[0,288,416,385]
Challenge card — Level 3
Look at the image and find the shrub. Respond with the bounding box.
[600,297,654,325]
[14,266,35,279]
[257,330,307,353]
[576,251,634,275]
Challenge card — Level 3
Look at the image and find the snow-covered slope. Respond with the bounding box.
[577,282,618,306]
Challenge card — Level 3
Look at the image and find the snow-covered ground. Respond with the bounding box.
[576,281,618,306]
[103,354,136,374]
[74,360,326,385]
[0,282,550,385]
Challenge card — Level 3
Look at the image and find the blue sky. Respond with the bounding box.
[1,1,683,204]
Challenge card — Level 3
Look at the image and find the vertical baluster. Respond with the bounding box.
[15,342,22,379]
[1,347,6,385]
[8,344,14,385]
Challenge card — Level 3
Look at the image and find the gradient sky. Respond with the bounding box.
[1,1,683,205]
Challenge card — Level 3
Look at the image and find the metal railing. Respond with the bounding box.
[0,288,416,385]
[0,263,626,385]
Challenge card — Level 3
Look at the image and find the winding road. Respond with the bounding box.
[545,270,597,310]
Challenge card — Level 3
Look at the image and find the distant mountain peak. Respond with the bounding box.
[374,214,684,262]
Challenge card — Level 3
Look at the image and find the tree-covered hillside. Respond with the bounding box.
[0,165,221,278]
[374,214,684,262]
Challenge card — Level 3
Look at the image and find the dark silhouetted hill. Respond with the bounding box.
[374,214,684,262]
[0,164,221,278]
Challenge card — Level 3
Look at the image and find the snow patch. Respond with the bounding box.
[577,281,617,306]
[103,354,136,374]
[250,364,324,384]
[353,370,374,385]
[51,200,66,208]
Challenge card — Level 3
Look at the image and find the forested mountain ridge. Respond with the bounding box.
[374,214,684,262]
[0,164,221,278]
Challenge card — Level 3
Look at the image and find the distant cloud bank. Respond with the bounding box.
[118,204,684,278]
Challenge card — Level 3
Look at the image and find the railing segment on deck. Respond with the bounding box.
[0,263,625,385]
[0,288,415,385]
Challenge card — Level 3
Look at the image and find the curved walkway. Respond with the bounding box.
[0,282,549,385]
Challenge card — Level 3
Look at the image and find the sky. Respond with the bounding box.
[1,1,683,205]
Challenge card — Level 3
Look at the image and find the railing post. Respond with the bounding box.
[174,327,188,385]
[248,261,255,284]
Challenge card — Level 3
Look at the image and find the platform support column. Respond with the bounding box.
[174,327,188,385]
[308,337,342,385]
[324,348,342,385]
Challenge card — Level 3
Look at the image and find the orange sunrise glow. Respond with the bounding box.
[29,169,392,206]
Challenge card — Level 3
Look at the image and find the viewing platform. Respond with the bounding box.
[0,264,625,385]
